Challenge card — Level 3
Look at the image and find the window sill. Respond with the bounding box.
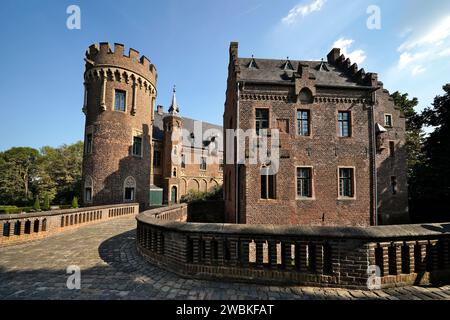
[296,197,315,201]
[337,197,356,201]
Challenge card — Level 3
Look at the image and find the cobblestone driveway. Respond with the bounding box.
[1,215,450,300]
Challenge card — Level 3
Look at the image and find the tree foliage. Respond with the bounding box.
[0,142,83,206]
[412,84,450,221]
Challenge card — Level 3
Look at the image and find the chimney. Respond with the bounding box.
[157,105,164,115]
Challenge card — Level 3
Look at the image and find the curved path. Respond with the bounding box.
[1,215,450,300]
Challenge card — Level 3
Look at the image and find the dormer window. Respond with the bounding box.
[282,58,294,71]
[248,57,258,69]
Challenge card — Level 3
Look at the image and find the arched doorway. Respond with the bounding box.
[171,186,178,205]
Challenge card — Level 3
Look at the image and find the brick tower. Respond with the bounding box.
[162,87,183,204]
[81,43,157,209]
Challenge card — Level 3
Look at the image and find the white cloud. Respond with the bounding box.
[282,0,326,25]
[411,65,426,76]
[439,48,450,57]
[331,38,367,65]
[398,15,450,51]
[398,51,430,69]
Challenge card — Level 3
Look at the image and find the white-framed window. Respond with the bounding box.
[385,114,393,127]
[297,167,313,198]
[338,111,351,137]
[338,167,355,198]
[114,90,126,112]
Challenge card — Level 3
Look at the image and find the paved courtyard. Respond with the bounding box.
[1,215,450,300]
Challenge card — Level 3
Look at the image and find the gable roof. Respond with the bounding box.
[237,58,367,88]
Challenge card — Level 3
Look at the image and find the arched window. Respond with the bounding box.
[42,219,47,232]
[33,219,40,233]
[3,222,10,237]
[84,176,93,204]
[24,220,31,234]
[299,88,314,104]
[124,176,136,202]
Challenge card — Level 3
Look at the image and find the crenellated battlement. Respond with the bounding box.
[327,48,378,87]
[85,43,157,84]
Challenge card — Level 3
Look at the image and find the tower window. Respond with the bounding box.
[153,150,161,167]
[297,110,310,136]
[391,176,398,195]
[114,90,126,112]
[219,158,224,172]
[339,168,354,198]
[181,154,186,168]
[385,114,393,127]
[297,167,312,198]
[338,111,351,137]
[132,136,142,157]
[85,134,93,154]
[200,157,207,171]
[255,109,269,136]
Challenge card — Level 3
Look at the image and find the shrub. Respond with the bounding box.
[43,194,50,211]
[181,186,223,203]
[33,197,41,212]
[71,196,79,209]
[0,206,33,214]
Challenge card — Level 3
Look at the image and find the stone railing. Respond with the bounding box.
[1,203,139,247]
[136,205,450,289]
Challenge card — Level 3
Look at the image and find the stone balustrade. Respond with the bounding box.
[136,204,450,289]
[1,203,139,247]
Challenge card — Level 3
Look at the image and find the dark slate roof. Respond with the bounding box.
[237,58,363,87]
[153,112,223,152]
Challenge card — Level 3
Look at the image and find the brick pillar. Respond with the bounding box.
[407,241,415,274]
[228,238,239,267]
[268,240,278,269]
[192,238,200,264]
[240,238,250,268]
[395,242,402,275]
[151,230,157,252]
[204,238,212,265]
[255,240,264,268]
[443,240,450,269]
[315,243,324,274]
[19,220,25,236]
[415,241,427,272]
[282,242,293,270]
[157,231,164,254]
[295,241,307,272]
[381,245,389,276]
[430,240,439,271]
[217,238,224,266]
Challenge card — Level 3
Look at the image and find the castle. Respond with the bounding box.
[81,43,223,210]
[81,42,408,227]
[223,42,408,226]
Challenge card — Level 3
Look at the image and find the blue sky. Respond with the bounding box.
[0,0,449,151]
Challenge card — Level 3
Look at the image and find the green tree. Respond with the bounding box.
[71,196,79,209]
[391,91,426,178]
[0,147,39,205]
[414,84,450,221]
[38,141,83,204]
[33,196,41,211]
